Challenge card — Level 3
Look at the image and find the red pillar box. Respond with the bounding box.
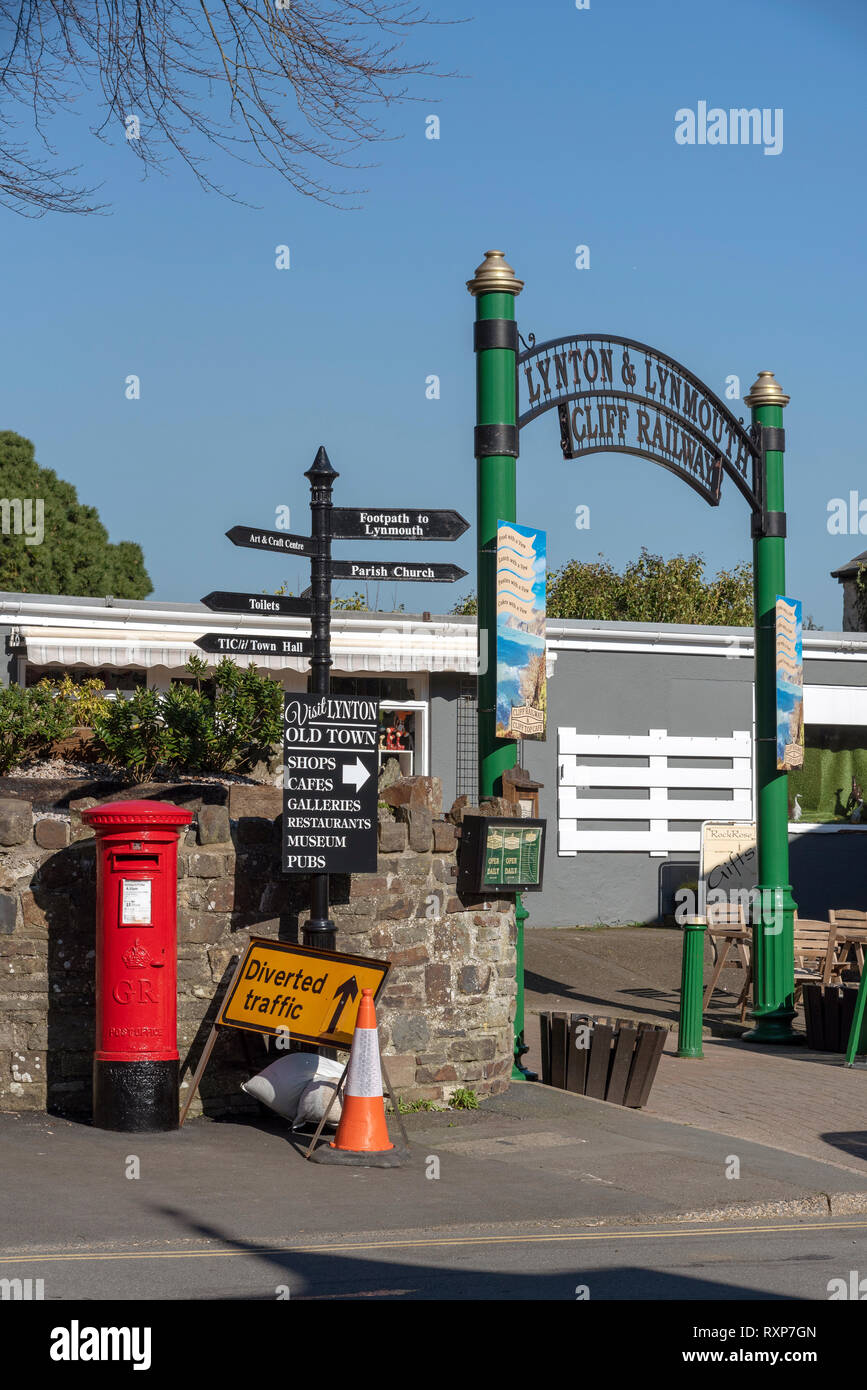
[82,801,193,1131]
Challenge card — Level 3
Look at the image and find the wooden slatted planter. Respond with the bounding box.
[538,1012,667,1108]
[802,983,859,1053]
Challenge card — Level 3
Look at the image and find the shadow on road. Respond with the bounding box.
[148,1203,797,1301]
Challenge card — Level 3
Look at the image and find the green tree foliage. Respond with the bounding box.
[451,549,754,626]
[0,431,152,598]
[450,591,477,616]
[331,590,404,612]
[547,550,753,624]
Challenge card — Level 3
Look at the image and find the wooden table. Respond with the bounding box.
[833,927,867,977]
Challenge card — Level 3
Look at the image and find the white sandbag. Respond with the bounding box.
[241,1052,344,1120]
[292,1078,343,1131]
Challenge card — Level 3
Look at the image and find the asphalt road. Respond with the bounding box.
[5,1216,867,1301]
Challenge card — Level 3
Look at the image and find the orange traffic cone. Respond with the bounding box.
[310,989,405,1167]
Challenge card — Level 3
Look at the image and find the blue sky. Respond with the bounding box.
[1,0,865,627]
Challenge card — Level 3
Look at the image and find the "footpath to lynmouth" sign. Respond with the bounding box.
[330,508,469,542]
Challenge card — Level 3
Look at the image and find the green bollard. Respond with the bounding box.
[677,918,706,1059]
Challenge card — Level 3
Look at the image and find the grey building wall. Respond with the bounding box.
[521,636,754,928]
[804,657,867,689]
[510,627,867,928]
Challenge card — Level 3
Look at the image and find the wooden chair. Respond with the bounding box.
[702,902,751,1017]
[792,914,839,1002]
[829,909,867,979]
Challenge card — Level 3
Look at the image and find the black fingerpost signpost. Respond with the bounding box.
[199,446,470,960]
[303,446,339,950]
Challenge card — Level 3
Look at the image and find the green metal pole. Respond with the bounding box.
[845,969,867,1066]
[467,250,532,1079]
[677,919,706,1058]
[742,371,798,1043]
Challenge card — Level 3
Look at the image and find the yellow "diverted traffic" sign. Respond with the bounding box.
[218,937,390,1049]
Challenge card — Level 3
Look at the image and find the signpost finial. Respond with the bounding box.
[466,249,523,297]
[744,371,790,408]
[305,445,339,481]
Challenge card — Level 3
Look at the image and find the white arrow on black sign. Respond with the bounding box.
[341,758,372,791]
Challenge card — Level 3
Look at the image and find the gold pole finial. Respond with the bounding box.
[744,371,790,408]
[466,249,523,297]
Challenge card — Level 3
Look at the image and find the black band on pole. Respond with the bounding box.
[474,423,519,459]
[304,447,338,952]
[751,509,787,539]
[761,427,786,453]
[473,319,519,353]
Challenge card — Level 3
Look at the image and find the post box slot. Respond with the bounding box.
[112,854,160,866]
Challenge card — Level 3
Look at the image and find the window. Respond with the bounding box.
[787,724,867,823]
[330,676,415,701]
[25,665,145,695]
[378,700,428,778]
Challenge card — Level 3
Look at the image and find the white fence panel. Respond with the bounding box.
[558,727,752,858]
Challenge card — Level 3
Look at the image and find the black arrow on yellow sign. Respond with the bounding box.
[324,975,359,1035]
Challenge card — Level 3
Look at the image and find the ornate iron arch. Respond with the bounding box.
[517,332,764,514]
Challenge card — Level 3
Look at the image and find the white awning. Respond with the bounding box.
[17,624,478,675]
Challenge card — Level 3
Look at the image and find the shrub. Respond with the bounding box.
[90,686,167,783]
[197,656,283,773]
[0,682,80,774]
[39,674,110,728]
[90,657,283,781]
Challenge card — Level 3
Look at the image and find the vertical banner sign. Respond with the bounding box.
[283,693,379,874]
[495,521,547,740]
[775,596,804,771]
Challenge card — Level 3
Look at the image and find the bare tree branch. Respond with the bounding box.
[0,0,458,215]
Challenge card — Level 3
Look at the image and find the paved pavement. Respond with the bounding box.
[650,1036,867,1175]
[524,926,867,1175]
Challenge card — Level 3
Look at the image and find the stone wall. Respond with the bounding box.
[0,778,517,1117]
